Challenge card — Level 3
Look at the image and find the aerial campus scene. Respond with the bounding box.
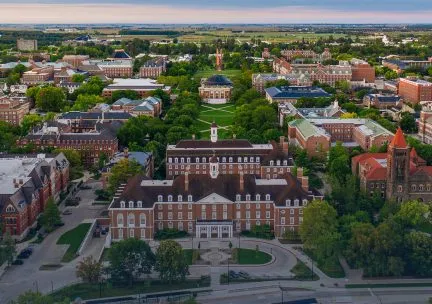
[0,1,432,304]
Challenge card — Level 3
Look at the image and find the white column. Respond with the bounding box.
[196,226,199,238]
[218,226,221,238]
[207,225,211,238]
[229,226,233,238]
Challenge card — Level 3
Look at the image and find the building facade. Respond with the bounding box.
[199,75,233,104]
[265,86,331,104]
[139,58,167,78]
[352,128,432,202]
[398,78,432,104]
[17,39,38,51]
[0,153,69,239]
[102,78,169,98]
[350,59,375,83]
[0,95,30,125]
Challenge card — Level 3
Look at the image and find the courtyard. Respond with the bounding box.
[197,103,236,139]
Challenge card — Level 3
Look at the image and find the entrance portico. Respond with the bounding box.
[195,220,233,238]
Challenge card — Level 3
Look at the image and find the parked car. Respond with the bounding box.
[80,185,92,190]
[12,259,24,265]
[238,271,250,278]
[62,209,72,215]
[18,251,31,259]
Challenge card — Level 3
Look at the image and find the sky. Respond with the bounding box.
[0,0,431,24]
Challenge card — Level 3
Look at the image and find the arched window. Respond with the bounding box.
[168,195,173,202]
[180,157,184,163]
[188,195,193,202]
[168,157,172,163]
[158,195,163,202]
[202,157,206,163]
[238,157,242,163]
[411,184,417,191]
[255,194,261,201]
[244,157,248,163]
[195,157,200,163]
[140,213,146,227]
[128,201,134,208]
[137,201,142,208]
[256,157,260,163]
[175,157,178,163]
[222,157,226,163]
[270,160,274,166]
[265,194,271,201]
[5,205,14,213]
[120,201,125,208]
[246,194,251,201]
[128,213,135,227]
[186,157,190,163]
[229,157,233,163]
[236,194,241,201]
[419,184,424,191]
[117,214,124,226]
[178,195,183,202]
[302,199,308,206]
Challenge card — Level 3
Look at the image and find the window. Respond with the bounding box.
[236,194,241,201]
[188,222,193,232]
[302,199,308,206]
[174,157,178,163]
[158,204,163,210]
[168,221,173,229]
[398,185,403,192]
[223,204,227,211]
[281,217,285,225]
[5,205,14,213]
[178,212,183,220]
[178,222,183,231]
[180,157,184,163]
[212,204,217,211]
[246,194,251,201]
[178,195,183,202]
[246,211,251,219]
[158,195,163,202]
[168,204,172,210]
[212,212,217,220]
[419,184,424,191]
[265,194,271,201]
[236,211,241,219]
[229,157,233,163]
[286,199,291,206]
[299,209,303,215]
[290,217,294,225]
[129,201,134,208]
[158,212,163,220]
[255,194,261,201]
[223,211,227,220]
[256,203,260,209]
[270,160,274,166]
[266,203,270,209]
[118,228,123,239]
[256,211,261,219]
[299,217,303,224]
[168,212,173,220]
[140,229,145,239]
[168,157,172,163]
[294,199,299,207]
[222,157,226,162]
[195,157,199,163]
[128,214,135,227]
[266,211,270,219]
[188,195,193,202]
[238,157,242,163]
[236,203,241,209]
[246,203,250,209]
[256,157,260,163]
[120,201,125,208]
[117,214,124,227]
[188,203,192,210]
[140,213,146,227]
[187,157,190,163]
[178,204,182,210]
[290,209,294,215]
[202,157,206,163]
[137,201,142,208]
[188,212,192,219]
[168,195,173,202]
[129,229,134,238]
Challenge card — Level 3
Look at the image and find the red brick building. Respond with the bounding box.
[0,153,69,239]
[0,95,30,125]
[352,128,432,202]
[398,78,432,104]
[350,59,375,83]
[139,58,166,79]
[62,55,90,68]
[17,121,119,166]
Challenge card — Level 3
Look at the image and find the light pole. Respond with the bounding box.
[227,258,230,285]
[279,283,284,304]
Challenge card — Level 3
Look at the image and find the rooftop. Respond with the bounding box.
[265,86,331,99]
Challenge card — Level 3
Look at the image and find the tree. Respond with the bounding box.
[408,231,432,277]
[155,240,189,283]
[108,238,155,285]
[108,159,142,193]
[26,86,41,102]
[11,291,70,304]
[265,79,290,88]
[399,112,417,133]
[111,90,140,102]
[299,200,340,261]
[71,74,86,83]
[42,197,61,232]
[1,232,16,266]
[71,94,104,111]
[394,200,429,228]
[35,86,67,112]
[76,256,103,283]
[384,70,398,80]
[21,114,43,135]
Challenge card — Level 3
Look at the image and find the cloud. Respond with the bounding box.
[0,3,431,23]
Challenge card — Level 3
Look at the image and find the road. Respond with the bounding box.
[197,284,432,304]
[0,179,107,303]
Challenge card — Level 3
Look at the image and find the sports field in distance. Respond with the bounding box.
[197,103,236,139]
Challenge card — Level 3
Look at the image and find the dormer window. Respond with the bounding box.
[181,157,184,163]
[168,195,173,202]
[286,199,291,206]
[120,201,125,208]
[229,157,233,163]
[246,194,251,201]
[188,195,193,202]
[265,194,271,201]
[175,157,178,163]
[137,201,142,208]
[158,195,163,202]
[196,157,199,163]
[256,157,260,163]
[168,158,172,163]
[276,160,281,166]
[244,157,248,162]
[236,194,241,201]
[202,157,206,163]
[128,201,134,208]
[250,157,254,162]
[255,194,261,201]
[294,199,299,206]
[187,157,190,163]
[238,157,242,163]
[283,160,287,166]
[302,199,308,206]
[5,205,14,213]
[270,160,274,166]
[222,157,226,163]
[178,195,183,202]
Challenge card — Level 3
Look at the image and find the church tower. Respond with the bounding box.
[216,48,223,71]
[386,128,410,202]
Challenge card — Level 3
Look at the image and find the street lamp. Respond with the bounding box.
[279,283,284,304]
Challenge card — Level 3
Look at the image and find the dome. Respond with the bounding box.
[204,74,233,86]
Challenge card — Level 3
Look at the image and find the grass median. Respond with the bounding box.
[57,223,91,262]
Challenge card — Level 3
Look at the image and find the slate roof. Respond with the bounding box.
[59,111,132,121]
[175,139,253,149]
[265,86,331,99]
[204,75,233,86]
[111,173,316,209]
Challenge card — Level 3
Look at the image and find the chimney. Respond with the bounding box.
[279,136,285,146]
[297,167,303,178]
[239,171,244,192]
[185,171,189,192]
[283,142,289,154]
[124,147,129,158]
[301,176,309,191]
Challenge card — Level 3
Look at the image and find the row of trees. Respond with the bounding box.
[76,239,189,286]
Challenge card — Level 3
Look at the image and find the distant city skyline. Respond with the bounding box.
[0,1,432,23]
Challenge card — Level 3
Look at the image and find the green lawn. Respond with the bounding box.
[194,69,242,79]
[57,223,91,262]
[51,278,211,301]
[290,259,319,281]
[236,248,272,265]
[196,103,236,140]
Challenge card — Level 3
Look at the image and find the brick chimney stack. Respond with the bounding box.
[297,167,303,178]
[185,171,189,192]
[302,176,309,191]
[239,170,244,192]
